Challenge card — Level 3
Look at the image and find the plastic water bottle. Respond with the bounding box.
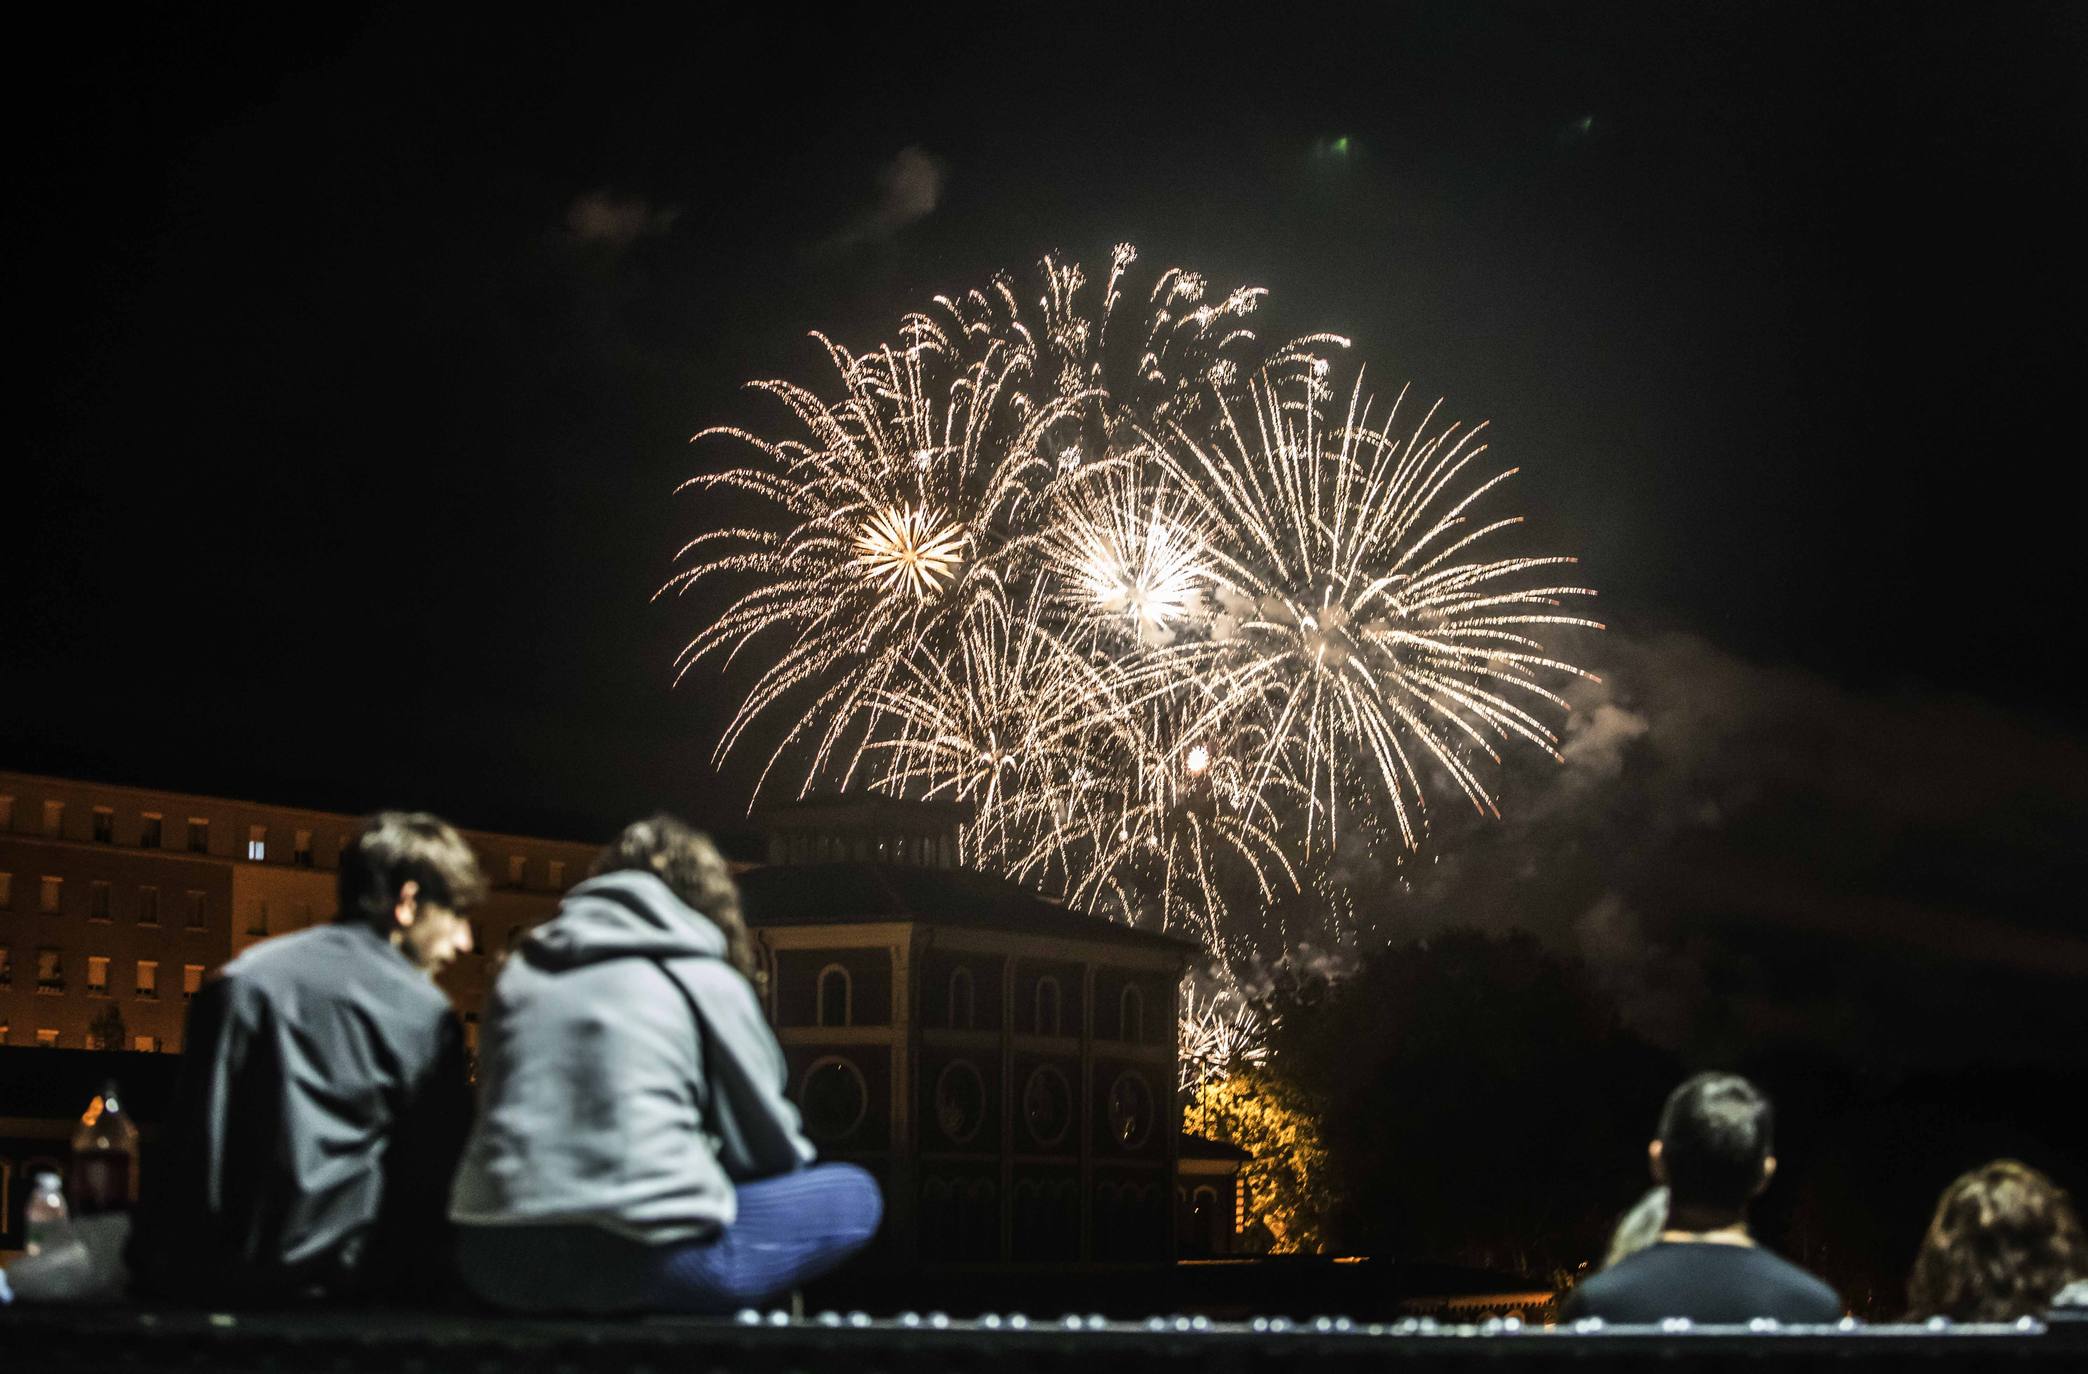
[68,1081,140,1214]
[25,1170,68,1256]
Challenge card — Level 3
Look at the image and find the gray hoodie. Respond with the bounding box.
[449,871,815,1242]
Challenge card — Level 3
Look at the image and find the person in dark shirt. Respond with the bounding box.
[1562,1072,1843,1325]
[128,811,486,1304]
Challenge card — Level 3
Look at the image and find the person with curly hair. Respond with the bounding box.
[1908,1160,2088,1322]
[450,814,881,1314]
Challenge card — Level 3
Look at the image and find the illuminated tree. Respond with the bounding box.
[1184,1069,1337,1254]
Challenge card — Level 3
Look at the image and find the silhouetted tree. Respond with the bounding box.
[1275,928,1675,1276]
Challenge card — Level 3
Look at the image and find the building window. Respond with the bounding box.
[37,1028,60,1047]
[547,861,566,889]
[508,855,526,886]
[0,945,11,987]
[948,966,975,1030]
[1107,1070,1155,1150]
[187,818,210,853]
[87,956,111,996]
[41,876,62,914]
[1120,984,1145,1042]
[89,881,112,921]
[247,825,267,861]
[933,1060,987,1145]
[138,886,159,926]
[136,960,158,999]
[799,1056,869,1144]
[37,949,63,993]
[817,964,853,1028]
[140,813,162,849]
[0,871,11,909]
[1034,975,1062,1037]
[183,964,204,999]
[133,1035,158,1053]
[0,794,13,829]
[43,800,65,836]
[92,807,114,843]
[185,890,206,930]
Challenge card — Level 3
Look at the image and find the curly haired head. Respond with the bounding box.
[591,814,763,993]
[1908,1160,2088,1322]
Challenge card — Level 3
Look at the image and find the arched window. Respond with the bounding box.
[1119,984,1145,1042]
[1034,975,1062,1036]
[948,966,975,1030]
[817,963,852,1027]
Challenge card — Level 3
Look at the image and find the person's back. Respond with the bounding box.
[1568,1240,1841,1324]
[451,815,879,1316]
[1562,1072,1842,1325]
[128,812,483,1303]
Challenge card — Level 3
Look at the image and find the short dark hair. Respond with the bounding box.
[1908,1160,2088,1322]
[338,812,487,929]
[1657,1072,1775,1212]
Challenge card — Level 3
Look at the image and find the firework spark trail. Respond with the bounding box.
[666,246,1602,964]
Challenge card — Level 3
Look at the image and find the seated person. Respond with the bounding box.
[1562,1072,1842,1324]
[449,815,881,1315]
[1907,1160,2087,1322]
[128,812,483,1303]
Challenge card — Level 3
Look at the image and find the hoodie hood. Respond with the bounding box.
[524,870,727,968]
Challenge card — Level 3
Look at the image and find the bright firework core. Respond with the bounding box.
[668,246,1601,963]
[853,505,966,596]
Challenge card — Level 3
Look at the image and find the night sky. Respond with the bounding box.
[11,4,2086,1064]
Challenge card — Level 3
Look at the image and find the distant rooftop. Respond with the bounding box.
[739,861,1198,954]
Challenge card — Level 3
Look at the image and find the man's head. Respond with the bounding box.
[338,812,486,973]
[1650,1072,1777,1218]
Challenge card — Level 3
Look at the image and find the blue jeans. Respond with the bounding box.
[639,1162,883,1314]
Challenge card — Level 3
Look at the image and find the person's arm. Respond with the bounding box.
[680,965,818,1180]
[370,1009,473,1299]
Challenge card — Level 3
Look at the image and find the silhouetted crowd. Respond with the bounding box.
[3,811,2084,1326]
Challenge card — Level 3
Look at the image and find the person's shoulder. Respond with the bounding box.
[1750,1248,1842,1314]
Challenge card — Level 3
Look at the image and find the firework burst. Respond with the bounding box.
[666,247,1601,962]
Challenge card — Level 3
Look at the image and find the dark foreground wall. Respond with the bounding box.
[5,1307,2084,1373]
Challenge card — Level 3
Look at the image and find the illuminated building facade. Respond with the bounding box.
[0,770,597,1056]
[741,800,1196,1268]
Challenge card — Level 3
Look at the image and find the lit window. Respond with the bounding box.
[136,960,158,998]
[90,881,112,921]
[87,956,110,994]
[182,964,204,998]
[41,876,62,914]
[293,830,313,868]
[508,855,526,886]
[140,813,162,848]
[817,964,853,1027]
[247,825,267,862]
[138,886,159,926]
[132,1035,158,1053]
[185,890,206,929]
[43,800,65,836]
[37,1028,59,1047]
[1035,975,1062,1036]
[187,818,210,853]
[92,807,113,843]
[547,861,566,889]
[0,871,11,909]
